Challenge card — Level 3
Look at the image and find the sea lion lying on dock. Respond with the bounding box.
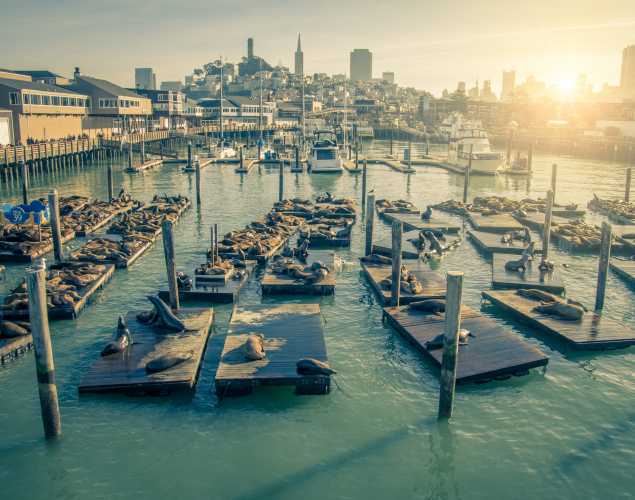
[145,352,193,373]
[296,358,336,376]
[505,252,531,272]
[360,254,392,265]
[270,257,331,285]
[408,299,446,314]
[534,301,584,321]
[425,328,474,350]
[101,316,132,356]
[244,334,266,361]
[0,320,30,337]
[137,295,186,332]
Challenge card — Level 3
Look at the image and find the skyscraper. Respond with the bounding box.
[350,49,372,81]
[247,38,254,59]
[135,68,156,90]
[501,70,516,101]
[382,71,395,84]
[621,45,635,95]
[295,33,304,77]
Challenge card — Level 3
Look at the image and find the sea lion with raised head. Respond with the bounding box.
[505,252,530,272]
[421,206,432,221]
[146,295,187,332]
[296,358,336,376]
[244,334,266,360]
[425,329,474,350]
[145,352,193,373]
[100,316,132,356]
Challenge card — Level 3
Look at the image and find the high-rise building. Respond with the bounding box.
[247,38,254,59]
[135,68,156,90]
[501,70,516,101]
[295,33,304,77]
[350,49,372,81]
[621,45,635,95]
[456,81,466,95]
[382,71,395,84]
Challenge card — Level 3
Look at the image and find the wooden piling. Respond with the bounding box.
[48,191,64,263]
[625,167,632,203]
[551,164,558,203]
[162,220,180,310]
[390,221,403,306]
[107,162,114,202]
[20,160,28,204]
[239,147,244,170]
[128,141,133,170]
[195,158,202,205]
[214,223,218,263]
[595,222,612,312]
[278,162,284,202]
[26,260,62,438]
[365,193,375,256]
[362,159,368,206]
[541,190,554,262]
[187,142,192,170]
[528,143,534,173]
[295,145,300,170]
[463,145,472,203]
[438,271,464,420]
[355,147,359,170]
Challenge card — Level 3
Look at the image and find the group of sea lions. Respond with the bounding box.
[62,191,139,234]
[299,217,353,243]
[196,254,248,281]
[0,320,31,338]
[1,262,109,313]
[274,196,356,219]
[517,288,586,321]
[375,199,417,214]
[270,255,331,285]
[434,196,578,218]
[501,228,531,245]
[552,220,617,251]
[588,194,635,222]
[379,265,425,295]
[410,230,459,256]
[70,236,149,266]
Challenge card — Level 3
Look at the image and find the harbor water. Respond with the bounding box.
[1,140,634,500]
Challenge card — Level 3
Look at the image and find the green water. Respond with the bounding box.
[1,141,634,500]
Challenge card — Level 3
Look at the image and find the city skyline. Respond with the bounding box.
[1,0,634,95]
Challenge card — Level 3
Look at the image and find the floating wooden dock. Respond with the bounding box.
[182,158,214,172]
[214,304,330,397]
[261,254,335,295]
[0,229,75,263]
[383,305,549,383]
[609,259,635,286]
[0,335,33,364]
[468,213,524,233]
[373,229,422,259]
[74,203,135,237]
[158,262,257,303]
[491,253,565,294]
[468,230,541,255]
[483,290,635,350]
[368,158,416,173]
[126,159,163,173]
[79,307,214,394]
[361,260,446,305]
[235,159,257,173]
[513,212,569,232]
[381,212,461,233]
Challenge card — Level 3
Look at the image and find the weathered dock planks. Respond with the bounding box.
[382,304,549,383]
[609,259,635,286]
[79,307,214,394]
[380,212,461,233]
[126,159,163,173]
[373,229,422,259]
[468,230,541,255]
[483,290,635,350]
[468,213,524,233]
[214,304,330,397]
[361,260,446,305]
[261,254,335,295]
[0,229,76,263]
[491,254,565,294]
[0,335,33,364]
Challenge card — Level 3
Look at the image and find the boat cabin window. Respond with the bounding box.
[316,149,337,160]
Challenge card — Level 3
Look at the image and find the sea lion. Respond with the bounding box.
[244,334,266,360]
[145,352,193,373]
[408,299,446,314]
[100,316,132,356]
[516,289,559,302]
[176,272,193,291]
[360,254,392,265]
[425,231,444,254]
[539,259,555,272]
[0,320,30,338]
[305,268,329,284]
[296,358,336,375]
[146,295,187,332]
[425,329,474,350]
[505,252,530,272]
[522,241,536,260]
[421,206,432,221]
[534,301,584,321]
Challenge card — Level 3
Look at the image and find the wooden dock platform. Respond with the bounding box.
[0,335,33,364]
[381,212,461,233]
[491,254,565,294]
[513,212,569,232]
[483,290,635,350]
[126,159,163,173]
[468,230,541,255]
[79,307,214,394]
[182,158,214,172]
[361,260,446,305]
[609,259,635,287]
[74,203,135,237]
[382,305,549,383]
[0,229,76,263]
[468,213,524,233]
[373,229,422,259]
[261,254,335,295]
[214,304,330,397]
[235,159,256,173]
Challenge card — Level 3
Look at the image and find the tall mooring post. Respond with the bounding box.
[20,160,28,204]
[140,135,146,164]
[107,161,114,202]
[187,141,193,171]
[161,220,180,310]
[278,162,284,202]
[438,271,464,420]
[361,159,368,207]
[294,145,300,171]
[239,146,244,170]
[48,190,64,263]
[463,145,473,204]
[551,164,558,204]
[625,167,632,203]
[127,140,133,170]
[26,260,62,439]
[506,129,513,165]
[390,221,403,307]
[355,147,359,170]
[595,221,612,312]
[541,190,554,262]
[365,193,375,256]
[195,157,202,206]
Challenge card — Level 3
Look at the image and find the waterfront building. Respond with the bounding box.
[0,69,88,144]
[382,72,395,84]
[0,108,15,145]
[160,81,183,92]
[501,70,516,101]
[350,49,372,81]
[132,88,186,130]
[135,67,156,90]
[621,45,635,97]
[69,68,152,137]
[9,70,70,86]
[198,96,274,125]
[295,34,304,77]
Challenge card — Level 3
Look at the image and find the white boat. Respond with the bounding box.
[446,130,504,175]
[214,140,236,160]
[307,130,343,173]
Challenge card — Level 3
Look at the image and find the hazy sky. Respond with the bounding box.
[2,0,634,95]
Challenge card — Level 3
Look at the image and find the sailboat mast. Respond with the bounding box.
[219,59,224,141]
[343,77,348,150]
[259,59,263,141]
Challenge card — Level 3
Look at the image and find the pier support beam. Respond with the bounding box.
[463,145,473,204]
[187,142,192,171]
[26,260,62,439]
[595,222,612,312]
[20,160,28,204]
[107,162,114,202]
[365,194,375,256]
[48,190,64,263]
[195,158,202,206]
[162,220,180,310]
[438,271,464,420]
[361,159,367,207]
[390,221,403,306]
[278,162,284,202]
[541,190,554,262]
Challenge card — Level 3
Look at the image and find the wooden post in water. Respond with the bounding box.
[214,223,218,263]
[438,271,464,420]
[239,146,244,170]
[361,159,368,207]
[528,143,534,173]
[278,162,284,202]
[294,145,300,170]
[26,260,62,439]
[463,145,473,203]
[20,160,28,204]
[390,128,394,156]
[161,220,180,310]
[625,167,632,203]
[365,193,375,256]
[107,161,114,202]
[141,135,146,164]
[541,190,554,262]
[551,164,558,203]
[187,141,192,170]
[390,221,403,307]
[127,140,133,170]
[595,221,612,312]
[48,190,64,263]
[355,146,359,170]
[195,157,201,206]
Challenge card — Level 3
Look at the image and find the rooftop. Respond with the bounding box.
[0,77,84,96]
[71,75,144,99]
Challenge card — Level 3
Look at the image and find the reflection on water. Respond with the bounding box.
[0,140,634,500]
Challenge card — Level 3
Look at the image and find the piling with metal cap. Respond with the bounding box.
[595,222,612,312]
[47,190,64,263]
[390,221,403,306]
[162,220,180,310]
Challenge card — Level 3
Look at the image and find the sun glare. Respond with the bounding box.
[556,78,575,95]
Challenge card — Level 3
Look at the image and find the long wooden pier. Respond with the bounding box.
[383,304,549,383]
[215,304,331,397]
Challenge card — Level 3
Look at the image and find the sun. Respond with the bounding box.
[556,78,575,95]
